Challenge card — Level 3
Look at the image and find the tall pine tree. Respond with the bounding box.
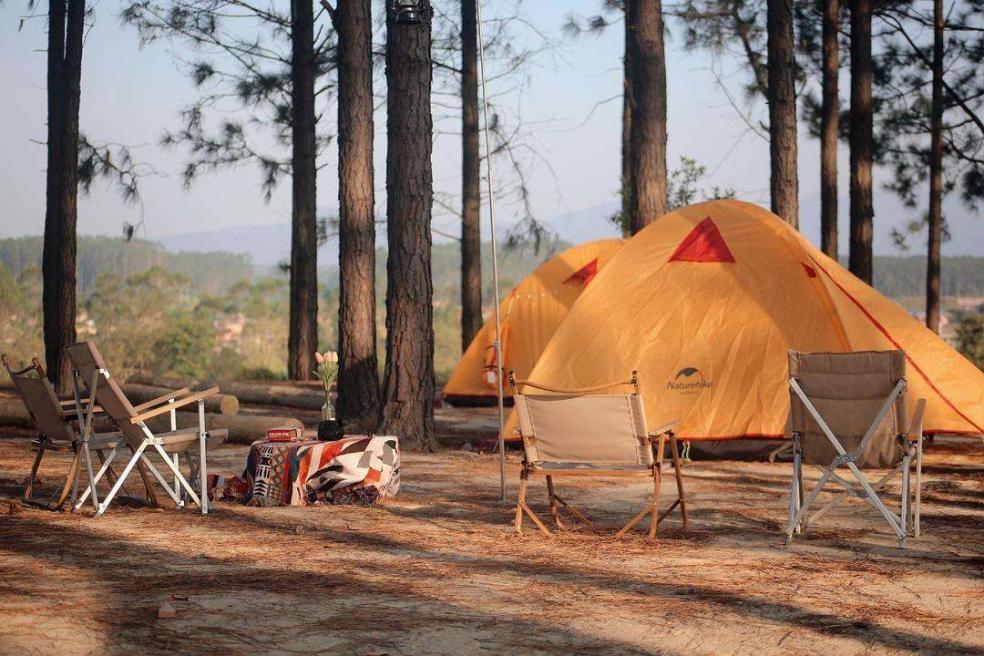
[333,0,380,425]
[43,0,86,392]
[379,1,436,449]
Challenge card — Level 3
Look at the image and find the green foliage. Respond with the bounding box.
[0,236,253,296]
[120,0,335,198]
[609,156,737,235]
[6,242,984,382]
[239,367,288,381]
[77,136,147,205]
[0,264,42,360]
[151,313,214,378]
[953,311,984,370]
[869,256,984,299]
[80,267,197,377]
[667,157,737,210]
[0,263,25,310]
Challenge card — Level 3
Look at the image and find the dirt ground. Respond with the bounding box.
[0,411,982,656]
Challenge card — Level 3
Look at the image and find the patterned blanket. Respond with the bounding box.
[211,435,401,507]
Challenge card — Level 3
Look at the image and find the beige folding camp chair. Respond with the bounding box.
[509,370,687,541]
[4,355,111,508]
[2,354,162,509]
[65,341,228,517]
[786,350,925,548]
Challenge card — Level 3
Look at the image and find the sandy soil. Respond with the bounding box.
[0,418,981,656]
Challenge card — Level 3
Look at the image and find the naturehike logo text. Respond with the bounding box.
[666,367,713,393]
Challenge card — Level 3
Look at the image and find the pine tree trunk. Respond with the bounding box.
[626,0,668,235]
[820,0,839,258]
[849,0,874,284]
[926,0,944,333]
[335,0,379,427]
[767,0,799,228]
[621,7,633,236]
[43,0,84,394]
[460,0,483,352]
[288,0,319,381]
[379,2,436,450]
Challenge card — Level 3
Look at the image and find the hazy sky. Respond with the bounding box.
[1,1,981,255]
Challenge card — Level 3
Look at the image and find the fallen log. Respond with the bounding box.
[1,400,301,445]
[128,374,325,411]
[0,400,33,429]
[121,383,239,416]
[145,412,304,445]
[0,400,117,433]
[212,381,324,411]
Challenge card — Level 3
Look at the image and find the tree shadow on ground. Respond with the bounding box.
[0,516,678,656]
[223,508,981,655]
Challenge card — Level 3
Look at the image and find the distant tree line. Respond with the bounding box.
[0,237,252,296]
[5,236,981,309]
[868,256,984,301]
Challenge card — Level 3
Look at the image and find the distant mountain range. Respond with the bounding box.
[156,194,982,266]
[2,234,982,302]
[159,224,330,268]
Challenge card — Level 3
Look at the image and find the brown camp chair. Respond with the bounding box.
[509,370,687,541]
[786,350,926,548]
[1,354,159,509]
[65,341,228,516]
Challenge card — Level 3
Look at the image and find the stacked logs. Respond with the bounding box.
[0,374,323,445]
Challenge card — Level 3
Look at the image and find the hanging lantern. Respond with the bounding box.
[389,0,423,25]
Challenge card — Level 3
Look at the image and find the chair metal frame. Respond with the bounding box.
[66,342,225,517]
[509,370,688,541]
[786,372,925,549]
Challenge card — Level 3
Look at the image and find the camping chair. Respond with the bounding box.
[2,354,162,509]
[509,370,687,541]
[65,341,228,517]
[786,350,925,548]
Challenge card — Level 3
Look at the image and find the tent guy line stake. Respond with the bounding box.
[476,0,507,501]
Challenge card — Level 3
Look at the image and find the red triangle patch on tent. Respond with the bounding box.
[669,217,735,263]
[564,258,600,286]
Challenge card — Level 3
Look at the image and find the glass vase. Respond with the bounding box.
[321,399,336,422]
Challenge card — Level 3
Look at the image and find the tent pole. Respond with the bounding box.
[476,0,506,501]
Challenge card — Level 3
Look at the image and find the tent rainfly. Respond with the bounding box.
[510,200,984,441]
[443,239,624,407]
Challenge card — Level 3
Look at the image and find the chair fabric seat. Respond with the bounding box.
[531,461,653,473]
[515,393,653,466]
[785,349,925,547]
[509,371,687,540]
[789,350,907,468]
[156,427,229,453]
[33,432,123,451]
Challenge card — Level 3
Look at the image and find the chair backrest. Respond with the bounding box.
[65,342,145,448]
[788,350,907,468]
[514,391,654,467]
[2,357,74,443]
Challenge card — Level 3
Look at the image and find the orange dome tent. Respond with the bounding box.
[511,200,984,440]
[443,239,624,406]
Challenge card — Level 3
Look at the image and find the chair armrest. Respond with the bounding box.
[648,421,679,438]
[906,398,927,443]
[130,386,220,423]
[132,388,192,413]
